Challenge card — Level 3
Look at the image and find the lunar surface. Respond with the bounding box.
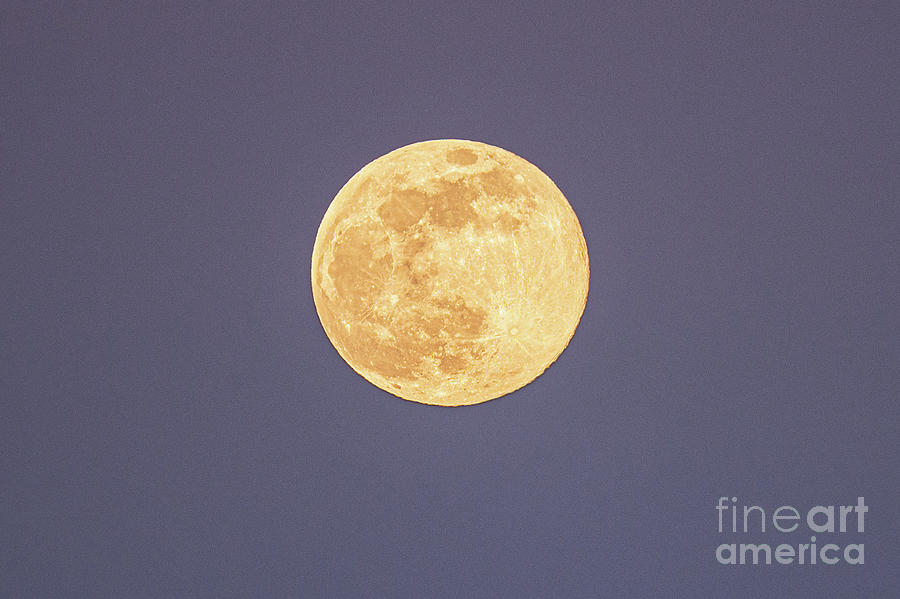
[311,140,589,406]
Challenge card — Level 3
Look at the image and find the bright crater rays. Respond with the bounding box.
[311,140,589,406]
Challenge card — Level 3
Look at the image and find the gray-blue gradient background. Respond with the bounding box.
[2,3,898,597]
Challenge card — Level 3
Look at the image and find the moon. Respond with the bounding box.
[311,140,589,406]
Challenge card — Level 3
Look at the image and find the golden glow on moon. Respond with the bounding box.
[311,140,589,406]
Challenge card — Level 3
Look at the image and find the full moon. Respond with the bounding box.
[311,140,589,406]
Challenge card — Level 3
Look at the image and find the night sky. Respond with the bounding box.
[2,3,898,597]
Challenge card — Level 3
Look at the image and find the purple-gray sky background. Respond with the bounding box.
[2,3,898,597]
